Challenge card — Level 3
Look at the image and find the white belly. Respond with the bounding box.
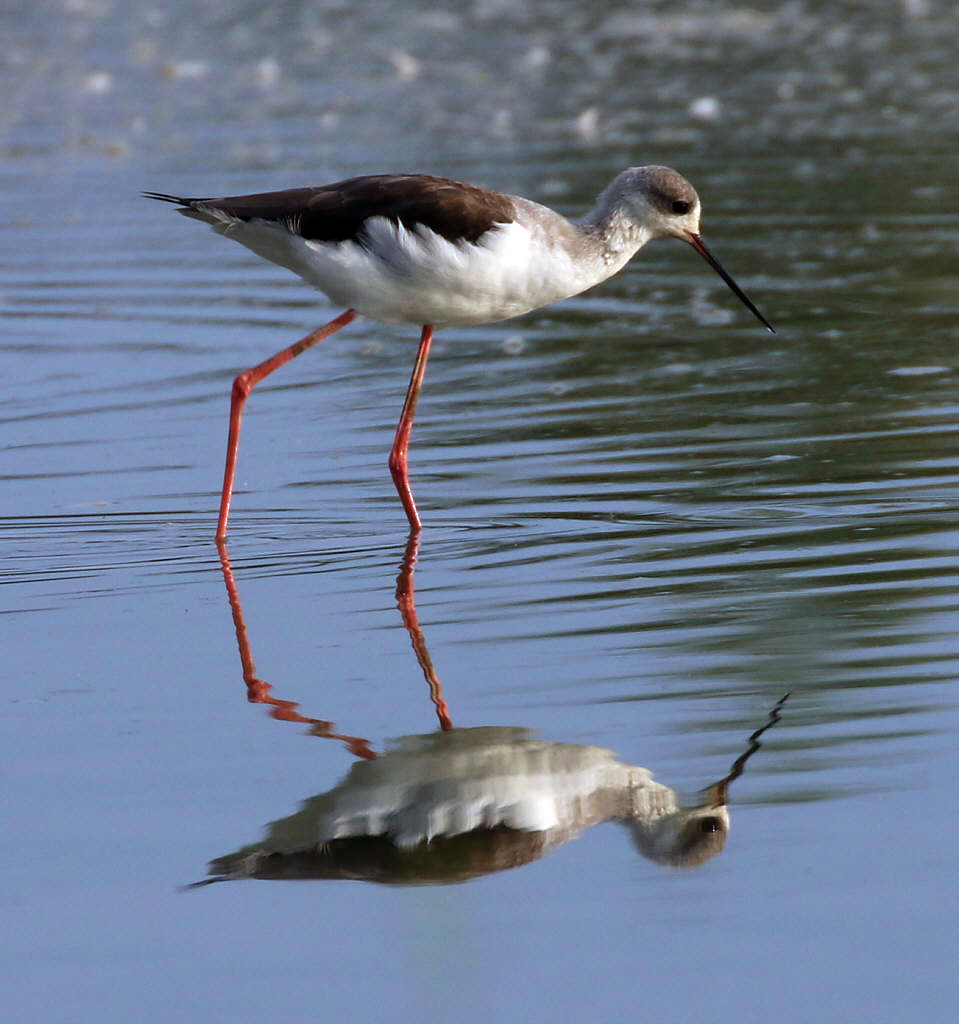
[215,216,610,327]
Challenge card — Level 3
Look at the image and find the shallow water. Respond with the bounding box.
[2,1,958,1021]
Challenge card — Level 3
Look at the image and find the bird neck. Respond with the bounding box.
[577,195,651,272]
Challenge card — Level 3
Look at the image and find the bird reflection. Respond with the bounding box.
[197,535,786,886]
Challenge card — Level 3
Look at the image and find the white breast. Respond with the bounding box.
[212,213,615,327]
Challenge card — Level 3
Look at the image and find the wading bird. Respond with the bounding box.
[146,168,773,537]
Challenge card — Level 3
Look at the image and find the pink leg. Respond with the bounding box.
[216,538,376,759]
[395,529,453,731]
[216,308,357,540]
[389,324,434,531]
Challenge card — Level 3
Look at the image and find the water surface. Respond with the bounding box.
[2,1,957,1021]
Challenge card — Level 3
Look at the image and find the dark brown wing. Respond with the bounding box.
[145,175,516,245]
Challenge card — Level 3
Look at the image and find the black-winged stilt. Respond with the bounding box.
[145,168,773,538]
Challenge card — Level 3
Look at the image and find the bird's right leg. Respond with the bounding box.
[216,308,357,540]
[388,324,434,532]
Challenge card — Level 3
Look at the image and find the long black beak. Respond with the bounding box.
[686,232,775,333]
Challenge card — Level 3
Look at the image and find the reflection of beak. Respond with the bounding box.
[686,232,775,333]
[702,781,729,807]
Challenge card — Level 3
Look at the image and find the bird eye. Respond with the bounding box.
[698,817,722,833]
[671,200,691,215]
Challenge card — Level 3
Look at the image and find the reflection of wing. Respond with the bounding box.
[212,827,556,885]
[200,726,734,886]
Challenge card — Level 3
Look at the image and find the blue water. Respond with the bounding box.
[2,1,958,1021]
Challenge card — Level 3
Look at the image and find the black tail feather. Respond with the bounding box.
[142,191,195,206]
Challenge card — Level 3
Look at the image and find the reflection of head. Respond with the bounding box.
[629,692,789,870]
[631,802,730,869]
